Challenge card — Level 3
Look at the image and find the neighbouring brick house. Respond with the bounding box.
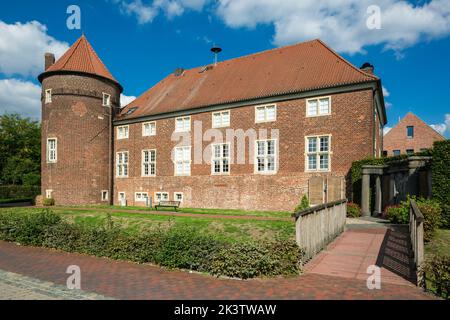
[383,112,445,156]
[39,35,387,211]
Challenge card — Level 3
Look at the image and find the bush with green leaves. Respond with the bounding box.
[294,195,310,213]
[419,255,450,299]
[43,198,55,206]
[432,140,450,229]
[385,202,409,224]
[346,202,361,218]
[0,209,304,279]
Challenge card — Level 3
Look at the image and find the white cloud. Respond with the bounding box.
[383,126,392,135]
[431,113,450,136]
[382,86,390,97]
[121,94,136,107]
[385,101,393,109]
[0,79,41,120]
[0,20,69,77]
[216,0,450,55]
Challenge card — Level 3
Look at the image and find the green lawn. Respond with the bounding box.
[425,229,450,257]
[0,207,295,243]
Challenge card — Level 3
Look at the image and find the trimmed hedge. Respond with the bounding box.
[0,210,304,279]
[346,202,361,218]
[419,255,450,300]
[0,185,40,200]
[432,140,450,229]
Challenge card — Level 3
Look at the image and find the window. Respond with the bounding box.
[117,125,129,139]
[47,138,57,163]
[393,150,401,156]
[174,146,191,176]
[255,140,276,173]
[174,192,183,202]
[102,93,111,106]
[212,110,230,128]
[135,192,149,202]
[142,150,156,177]
[118,192,126,205]
[155,192,169,203]
[406,149,414,155]
[101,190,109,202]
[116,151,129,177]
[382,151,388,157]
[306,136,331,171]
[212,143,230,174]
[306,97,331,117]
[45,89,52,104]
[45,190,53,199]
[175,116,191,132]
[142,121,156,136]
[255,105,276,123]
[407,126,414,138]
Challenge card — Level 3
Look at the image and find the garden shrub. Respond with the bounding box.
[385,202,409,224]
[43,198,55,206]
[432,140,450,229]
[419,255,450,299]
[0,209,304,279]
[346,202,361,218]
[294,195,309,213]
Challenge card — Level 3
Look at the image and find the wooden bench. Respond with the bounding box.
[155,201,181,211]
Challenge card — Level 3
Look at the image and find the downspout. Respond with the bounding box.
[109,101,114,206]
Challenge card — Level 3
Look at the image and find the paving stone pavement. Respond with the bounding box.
[0,239,435,300]
[0,269,113,300]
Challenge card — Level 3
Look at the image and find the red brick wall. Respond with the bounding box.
[41,74,121,205]
[383,112,445,156]
[114,89,375,211]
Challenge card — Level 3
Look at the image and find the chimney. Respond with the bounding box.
[360,62,374,75]
[45,53,55,71]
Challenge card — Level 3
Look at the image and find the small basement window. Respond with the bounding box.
[101,190,109,201]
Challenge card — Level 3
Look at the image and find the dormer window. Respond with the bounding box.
[102,93,111,106]
[45,89,52,104]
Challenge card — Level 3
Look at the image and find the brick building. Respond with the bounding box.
[39,35,387,211]
[383,112,445,156]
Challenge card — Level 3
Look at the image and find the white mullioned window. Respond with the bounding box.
[306,97,331,117]
[255,104,276,123]
[135,192,149,202]
[142,149,156,177]
[174,192,183,202]
[306,135,331,171]
[142,121,156,136]
[255,139,277,173]
[174,146,191,176]
[155,192,169,203]
[212,110,230,128]
[45,89,52,104]
[47,138,57,163]
[175,116,191,132]
[117,125,129,139]
[212,143,230,174]
[102,93,111,106]
[116,151,129,177]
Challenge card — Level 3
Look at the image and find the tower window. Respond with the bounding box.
[407,126,414,138]
[45,89,52,104]
[47,138,57,163]
[102,93,111,106]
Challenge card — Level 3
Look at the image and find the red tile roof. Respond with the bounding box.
[119,39,378,120]
[43,35,119,85]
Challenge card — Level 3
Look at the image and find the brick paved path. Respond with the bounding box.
[0,238,434,300]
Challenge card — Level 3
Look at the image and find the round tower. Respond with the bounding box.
[38,35,123,205]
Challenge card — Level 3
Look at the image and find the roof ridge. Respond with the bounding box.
[83,37,97,75]
[61,36,82,70]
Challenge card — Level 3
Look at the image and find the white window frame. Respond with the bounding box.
[154,192,169,203]
[255,104,277,123]
[101,190,109,202]
[174,146,191,176]
[134,192,149,202]
[45,189,53,199]
[212,110,231,128]
[142,149,156,177]
[254,139,277,174]
[102,92,111,107]
[305,135,332,172]
[117,125,129,140]
[47,138,57,163]
[118,192,126,202]
[45,89,52,104]
[175,116,191,132]
[306,96,331,117]
[116,151,129,178]
[174,192,184,203]
[142,121,156,136]
[211,143,231,175]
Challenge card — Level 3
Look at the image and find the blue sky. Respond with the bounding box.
[0,0,449,137]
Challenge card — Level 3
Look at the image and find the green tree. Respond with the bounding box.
[0,113,41,185]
